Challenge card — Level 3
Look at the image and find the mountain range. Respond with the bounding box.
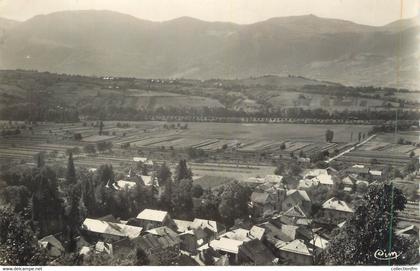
[0,10,418,89]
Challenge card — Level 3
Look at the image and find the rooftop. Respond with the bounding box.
[279,239,312,256]
[136,209,168,222]
[322,198,353,213]
[82,218,143,239]
[191,218,224,233]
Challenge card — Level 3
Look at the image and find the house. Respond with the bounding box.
[174,219,193,233]
[179,230,198,254]
[220,226,265,243]
[243,177,265,187]
[249,225,265,240]
[134,231,181,255]
[38,235,65,259]
[136,209,176,230]
[322,198,354,224]
[238,239,277,265]
[250,192,277,217]
[95,241,113,255]
[198,238,244,264]
[369,170,382,180]
[304,169,328,179]
[278,239,313,265]
[276,205,311,226]
[345,166,370,179]
[313,174,334,187]
[282,190,311,213]
[220,228,253,242]
[133,157,154,166]
[341,176,354,187]
[309,234,329,248]
[343,187,352,193]
[190,218,226,240]
[81,218,143,242]
[114,180,137,191]
[298,179,317,190]
[300,169,333,188]
[140,175,156,187]
[264,175,284,183]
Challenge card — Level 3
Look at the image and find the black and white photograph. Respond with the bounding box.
[0,0,419,269]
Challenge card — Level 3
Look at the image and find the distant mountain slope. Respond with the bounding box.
[0,10,418,89]
[0,17,19,42]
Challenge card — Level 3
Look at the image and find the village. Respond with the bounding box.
[31,144,419,265]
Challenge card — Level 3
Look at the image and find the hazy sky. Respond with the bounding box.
[0,0,418,25]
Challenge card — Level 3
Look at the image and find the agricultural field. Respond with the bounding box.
[336,129,420,168]
[0,121,373,180]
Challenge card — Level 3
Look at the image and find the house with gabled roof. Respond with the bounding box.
[278,239,313,265]
[136,209,176,230]
[264,174,284,183]
[322,198,354,224]
[81,218,143,242]
[190,218,226,240]
[282,190,311,213]
[174,219,193,233]
[250,192,277,217]
[198,237,244,264]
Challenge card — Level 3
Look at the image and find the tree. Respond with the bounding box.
[31,167,64,236]
[274,162,285,176]
[409,151,415,158]
[0,207,47,265]
[157,163,171,187]
[280,143,286,150]
[323,183,418,265]
[175,159,192,183]
[34,152,45,168]
[325,129,334,143]
[1,185,31,213]
[172,179,193,219]
[74,133,82,141]
[218,181,251,227]
[98,121,104,135]
[192,184,204,198]
[96,164,115,186]
[65,152,76,186]
[193,189,221,222]
[64,183,86,252]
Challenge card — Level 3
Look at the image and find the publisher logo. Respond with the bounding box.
[374,249,401,260]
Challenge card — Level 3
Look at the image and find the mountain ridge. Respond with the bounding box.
[0,10,418,89]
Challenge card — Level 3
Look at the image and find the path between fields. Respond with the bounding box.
[325,134,376,163]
